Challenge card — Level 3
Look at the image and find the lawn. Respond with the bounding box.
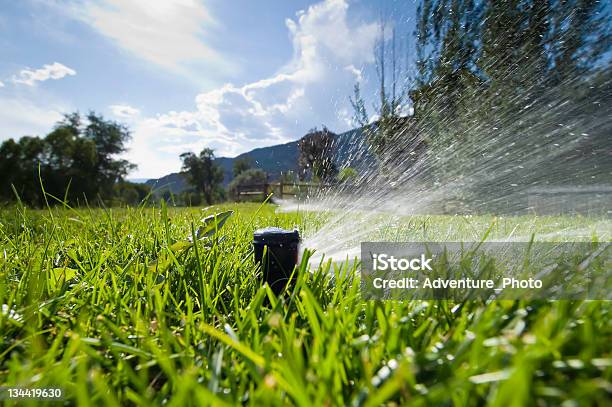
[0,203,610,405]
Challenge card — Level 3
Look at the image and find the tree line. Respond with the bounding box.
[0,110,342,207]
[0,112,149,207]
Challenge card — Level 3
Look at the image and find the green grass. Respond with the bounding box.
[0,203,610,406]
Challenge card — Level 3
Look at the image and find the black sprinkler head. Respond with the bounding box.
[253,227,300,295]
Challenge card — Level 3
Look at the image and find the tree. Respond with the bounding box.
[349,10,422,180]
[179,191,203,207]
[232,156,252,178]
[0,111,135,206]
[0,136,45,205]
[83,112,135,196]
[346,0,610,212]
[408,0,611,210]
[350,15,410,159]
[114,181,151,206]
[228,168,267,201]
[180,148,224,205]
[298,127,338,182]
[549,0,611,85]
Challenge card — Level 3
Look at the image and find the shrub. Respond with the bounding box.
[228,169,267,201]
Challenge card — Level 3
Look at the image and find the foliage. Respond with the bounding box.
[113,181,151,206]
[349,18,420,176]
[414,0,610,205]
[180,148,225,205]
[232,156,253,178]
[337,167,358,183]
[148,209,233,273]
[0,112,135,206]
[351,0,611,211]
[0,204,610,404]
[280,170,299,184]
[228,168,267,201]
[178,191,203,207]
[298,127,338,182]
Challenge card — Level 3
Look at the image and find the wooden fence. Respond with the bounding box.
[235,181,333,201]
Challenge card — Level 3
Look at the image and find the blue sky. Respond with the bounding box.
[0,0,416,178]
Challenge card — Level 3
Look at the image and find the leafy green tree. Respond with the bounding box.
[549,0,611,85]
[350,16,410,163]
[232,156,252,178]
[0,136,45,205]
[0,111,135,206]
[349,0,611,212]
[113,181,151,206]
[298,127,338,182]
[180,148,224,205]
[228,168,268,201]
[83,112,135,197]
[178,191,203,207]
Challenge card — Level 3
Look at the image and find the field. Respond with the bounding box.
[0,203,610,406]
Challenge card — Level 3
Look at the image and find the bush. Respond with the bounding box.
[113,182,151,206]
[228,169,267,201]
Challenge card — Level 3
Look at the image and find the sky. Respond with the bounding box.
[0,0,416,179]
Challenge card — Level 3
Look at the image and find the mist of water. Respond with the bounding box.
[283,71,612,267]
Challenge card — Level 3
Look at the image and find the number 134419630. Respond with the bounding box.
[2,387,63,400]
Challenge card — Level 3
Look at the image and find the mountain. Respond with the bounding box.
[145,172,190,194]
[145,127,373,194]
[216,139,301,185]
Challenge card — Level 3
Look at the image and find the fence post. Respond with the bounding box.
[264,174,269,199]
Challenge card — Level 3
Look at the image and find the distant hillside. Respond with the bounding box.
[145,172,189,195]
[216,139,301,185]
[145,127,373,195]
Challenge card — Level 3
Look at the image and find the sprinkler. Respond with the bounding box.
[253,227,300,295]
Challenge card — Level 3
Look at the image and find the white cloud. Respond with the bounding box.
[110,104,140,119]
[0,81,4,88]
[73,0,234,80]
[0,95,66,140]
[12,62,76,86]
[125,0,379,178]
